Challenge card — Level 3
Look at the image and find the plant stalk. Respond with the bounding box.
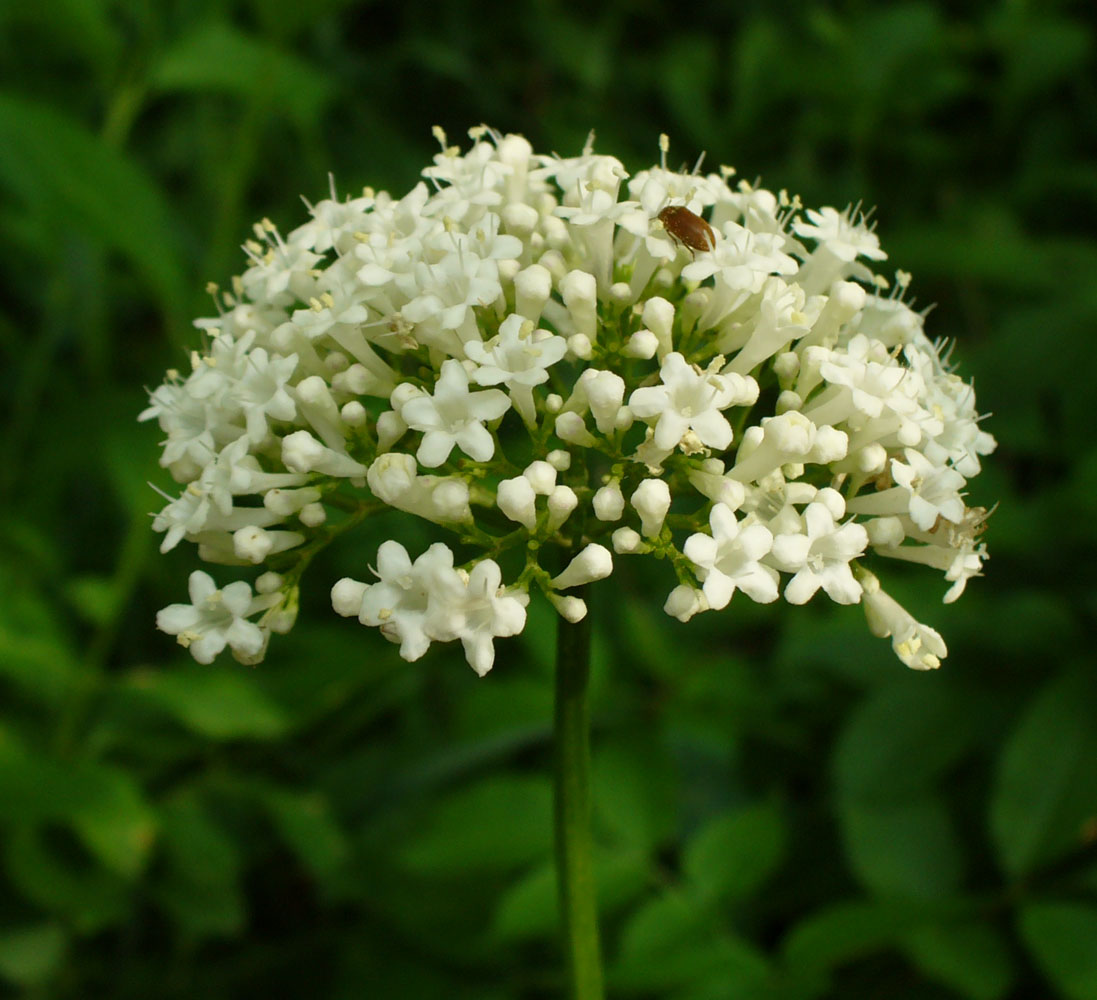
[553,585,604,1000]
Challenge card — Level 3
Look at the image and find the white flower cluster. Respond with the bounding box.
[145,126,995,675]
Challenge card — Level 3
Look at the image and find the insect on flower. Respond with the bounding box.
[657,205,716,254]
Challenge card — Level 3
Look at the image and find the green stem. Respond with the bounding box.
[554,585,604,1000]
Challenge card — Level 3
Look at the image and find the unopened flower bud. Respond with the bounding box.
[592,482,625,521]
[498,476,538,530]
[331,577,367,617]
[550,543,613,590]
[546,485,578,530]
[631,478,671,537]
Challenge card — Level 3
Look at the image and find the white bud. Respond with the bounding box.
[555,411,598,447]
[608,281,633,304]
[523,460,557,495]
[498,476,538,530]
[390,382,424,410]
[624,329,658,359]
[503,202,540,236]
[281,431,368,477]
[773,351,799,380]
[546,393,564,413]
[255,571,283,594]
[776,390,802,413]
[642,296,675,357]
[810,425,849,464]
[296,375,337,409]
[664,584,707,622]
[376,409,407,452]
[550,543,613,590]
[855,443,888,475]
[586,370,626,434]
[331,577,367,617]
[592,482,625,521]
[429,480,471,523]
[538,249,567,283]
[332,363,370,395]
[897,420,922,447]
[234,526,273,564]
[281,429,325,473]
[341,401,367,427]
[567,333,593,359]
[611,527,644,554]
[264,486,322,516]
[631,478,671,537]
[547,449,571,471]
[866,516,906,547]
[325,351,349,373]
[546,485,579,530]
[299,502,326,527]
[560,269,598,339]
[514,263,553,320]
[549,593,588,622]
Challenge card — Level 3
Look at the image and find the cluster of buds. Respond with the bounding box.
[145,126,994,674]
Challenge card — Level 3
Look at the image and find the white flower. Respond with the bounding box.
[793,207,887,263]
[861,571,947,670]
[357,541,466,662]
[681,223,797,293]
[465,314,567,425]
[769,501,868,605]
[629,352,755,454]
[156,571,265,664]
[398,360,511,467]
[684,504,778,609]
[890,449,967,531]
[449,560,529,676]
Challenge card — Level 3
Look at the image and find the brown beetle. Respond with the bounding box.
[657,205,716,254]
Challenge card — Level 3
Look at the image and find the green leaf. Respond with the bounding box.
[261,788,349,882]
[0,922,66,987]
[902,921,1014,1000]
[682,801,785,903]
[66,762,157,878]
[594,737,676,852]
[833,678,977,804]
[1019,904,1097,1000]
[612,890,770,993]
[990,670,1097,876]
[399,776,551,874]
[152,23,332,125]
[838,795,962,899]
[782,899,928,971]
[154,795,244,937]
[0,95,185,317]
[125,667,289,740]
[0,733,156,878]
[3,826,130,933]
[64,574,119,629]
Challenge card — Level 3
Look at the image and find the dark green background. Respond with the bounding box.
[1,1,1096,996]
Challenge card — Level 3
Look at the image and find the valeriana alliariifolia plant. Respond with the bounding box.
[142,125,995,997]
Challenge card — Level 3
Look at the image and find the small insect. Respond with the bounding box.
[657,205,716,254]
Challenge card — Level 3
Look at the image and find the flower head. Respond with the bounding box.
[145,126,994,673]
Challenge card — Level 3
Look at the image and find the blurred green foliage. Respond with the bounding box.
[1,0,1096,996]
